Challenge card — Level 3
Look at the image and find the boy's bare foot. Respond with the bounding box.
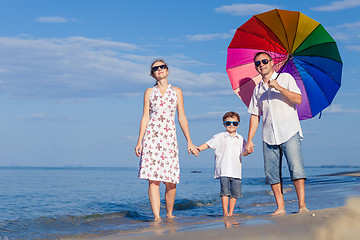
[223,211,230,217]
[271,209,286,216]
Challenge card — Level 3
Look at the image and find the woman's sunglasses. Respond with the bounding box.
[255,59,270,67]
[224,121,239,127]
[151,65,167,72]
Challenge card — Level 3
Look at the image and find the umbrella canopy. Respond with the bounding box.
[226,9,342,120]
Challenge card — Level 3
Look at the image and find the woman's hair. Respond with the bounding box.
[223,111,240,122]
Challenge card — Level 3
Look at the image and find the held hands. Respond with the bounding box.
[245,141,255,154]
[188,142,199,157]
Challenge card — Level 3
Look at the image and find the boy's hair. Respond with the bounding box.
[223,111,240,122]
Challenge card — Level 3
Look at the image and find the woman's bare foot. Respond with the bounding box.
[271,209,286,216]
[298,207,309,213]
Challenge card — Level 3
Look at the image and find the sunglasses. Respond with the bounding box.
[151,64,167,72]
[255,59,270,67]
[224,121,239,127]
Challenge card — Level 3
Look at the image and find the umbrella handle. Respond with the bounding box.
[275,54,292,81]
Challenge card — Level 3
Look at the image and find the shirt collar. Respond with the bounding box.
[224,131,240,139]
[260,71,278,85]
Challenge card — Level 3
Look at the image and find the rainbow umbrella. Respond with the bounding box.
[226,9,342,120]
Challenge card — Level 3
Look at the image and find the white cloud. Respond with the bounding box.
[215,3,279,16]
[64,36,138,50]
[189,108,249,121]
[0,36,146,98]
[311,0,360,11]
[326,21,360,43]
[185,33,232,42]
[0,36,230,99]
[35,17,68,23]
[188,111,227,120]
[17,113,72,121]
[323,104,360,113]
[170,30,234,43]
[346,45,360,51]
[184,89,233,97]
[335,22,360,29]
[170,68,227,89]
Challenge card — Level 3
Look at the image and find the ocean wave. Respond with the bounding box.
[0,210,152,239]
[174,198,216,210]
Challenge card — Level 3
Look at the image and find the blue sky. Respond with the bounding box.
[0,0,359,168]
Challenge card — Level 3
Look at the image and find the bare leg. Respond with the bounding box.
[148,180,161,221]
[221,196,229,217]
[228,198,237,216]
[164,182,176,219]
[293,179,308,212]
[271,182,286,215]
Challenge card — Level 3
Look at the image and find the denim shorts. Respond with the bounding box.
[263,132,307,185]
[220,177,242,198]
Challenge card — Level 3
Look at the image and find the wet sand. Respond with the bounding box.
[85,198,359,240]
[67,171,360,240]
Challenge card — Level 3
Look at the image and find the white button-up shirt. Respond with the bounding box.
[206,131,246,179]
[248,72,303,145]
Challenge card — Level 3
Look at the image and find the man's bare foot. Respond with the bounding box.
[298,207,309,213]
[271,209,286,216]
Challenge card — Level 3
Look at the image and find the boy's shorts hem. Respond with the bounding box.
[219,194,241,198]
[219,177,242,198]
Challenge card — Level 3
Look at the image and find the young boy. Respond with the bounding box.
[194,111,250,217]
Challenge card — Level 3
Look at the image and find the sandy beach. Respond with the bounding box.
[87,198,359,240]
[84,171,360,240]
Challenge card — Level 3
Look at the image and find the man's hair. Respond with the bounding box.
[253,52,272,62]
[223,111,240,122]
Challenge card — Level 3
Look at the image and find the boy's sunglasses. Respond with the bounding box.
[151,64,167,72]
[224,121,239,127]
[255,59,270,67]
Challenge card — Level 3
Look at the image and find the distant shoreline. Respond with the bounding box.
[1,165,359,169]
[320,170,360,177]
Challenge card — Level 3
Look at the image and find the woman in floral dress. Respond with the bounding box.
[135,59,197,221]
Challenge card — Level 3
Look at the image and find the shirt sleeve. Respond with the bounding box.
[248,86,262,116]
[206,134,218,149]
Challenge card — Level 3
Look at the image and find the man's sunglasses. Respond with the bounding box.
[255,59,270,67]
[151,64,167,72]
[224,121,239,127]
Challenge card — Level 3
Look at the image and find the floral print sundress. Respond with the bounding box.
[138,84,179,184]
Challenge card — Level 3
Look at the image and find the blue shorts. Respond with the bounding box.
[220,177,242,198]
[263,132,307,185]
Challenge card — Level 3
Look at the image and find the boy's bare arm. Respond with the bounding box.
[196,143,209,152]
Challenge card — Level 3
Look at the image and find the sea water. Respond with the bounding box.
[0,166,359,239]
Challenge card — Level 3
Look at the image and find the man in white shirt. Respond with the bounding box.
[246,52,308,215]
